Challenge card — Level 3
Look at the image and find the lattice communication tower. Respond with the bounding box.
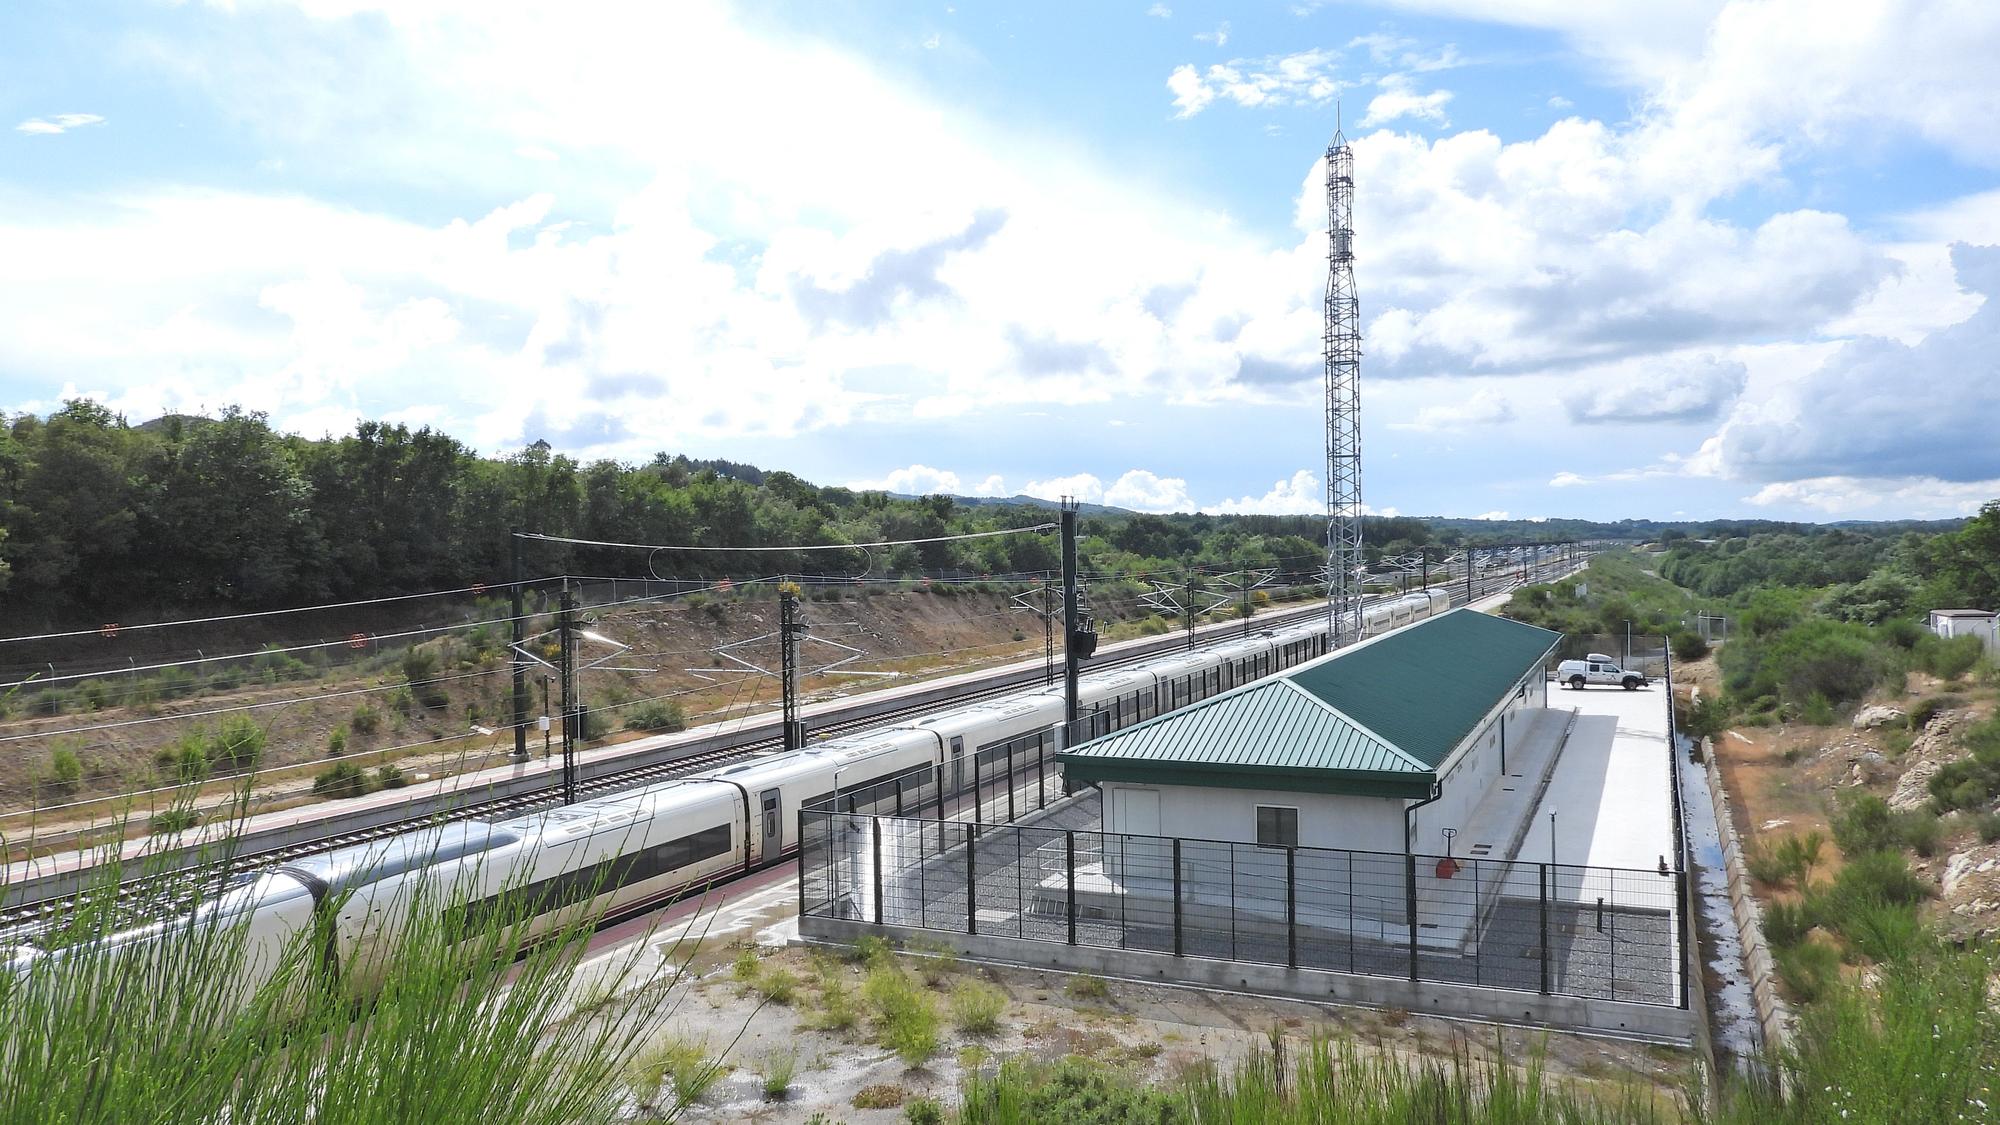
[1323,124,1365,646]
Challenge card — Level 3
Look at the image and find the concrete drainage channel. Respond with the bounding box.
[1694,733,1792,1080]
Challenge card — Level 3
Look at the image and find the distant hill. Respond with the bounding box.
[888,493,1133,516]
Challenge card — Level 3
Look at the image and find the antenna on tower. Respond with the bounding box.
[1324,119,1365,646]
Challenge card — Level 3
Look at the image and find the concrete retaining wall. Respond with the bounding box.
[801,914,1696,1044]
[1701,739,1792,1062]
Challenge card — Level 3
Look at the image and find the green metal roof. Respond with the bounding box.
[1285,608,1561,769]
[1057,679,1435,798]
[1057,608,1560,799]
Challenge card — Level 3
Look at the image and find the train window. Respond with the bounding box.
[458,823,732,930]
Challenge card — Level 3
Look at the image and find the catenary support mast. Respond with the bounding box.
[1324,118,1366,646]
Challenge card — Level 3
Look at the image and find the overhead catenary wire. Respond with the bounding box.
[515,525,1056,553]
[0,579,544,647]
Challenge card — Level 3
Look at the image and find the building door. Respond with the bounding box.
[760,789,782,861]
[1119,788,1160,835]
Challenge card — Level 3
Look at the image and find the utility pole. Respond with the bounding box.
[1419,546,1429,594]
[1184,567,1200,652]
[558,584,578,804]
[780,580,807,751]
[510,529,529,762]
[1042,579,1056,686]
[1061,499,1091,738]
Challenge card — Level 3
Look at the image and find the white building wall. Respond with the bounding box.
[1098,656,1551,860]
[1101,781,1407,853]
[1930,612,1999,653]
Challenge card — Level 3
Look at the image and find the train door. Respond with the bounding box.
[949,736,965,793]
[759,789,782,862]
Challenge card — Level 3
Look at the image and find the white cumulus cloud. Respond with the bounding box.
[1203,469,1323,515]
[16,113,105,135]
[1392,389,1514,431]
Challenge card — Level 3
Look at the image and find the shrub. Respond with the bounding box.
[1774,939,1841,1003]
[1918,634,1985,681]
[1671,631,1710,662]
[1776,830,1826,884]
[313,761,374,799]
[1832,793,1899,855]
[1838,898,1927,964]
[733,948,761,983]
[755,967,800,1005]
[851,1084,905,1109]
[45,746,84,797]
[1745,844,1792,887]
[387,685,416,716]
[578,708,611,740]
[626,1035,721,1107]
[1799,692,1838,726]
[1896,808,1943,857]
[1907,694,1961,730]
[209,714,266,771]
[350,701,382,733]
[159,735,209,784]
[78,679,109,711]
[950,979,1006,1035]
[849,934,893,967]
[1976,811,2000,844]
[759,1048,795,1100]
[150,806,201,834]
[807,970,861,1032]
[1823,849,1931,908]
[376,764,410,789]
[1064,973,1110,1001]
[864,965,940,1067]
[156,666,197,699]
[327,727,348,757]
[624,701,688,733]
[1762,899,1812,949]
[904,1096,946,1124]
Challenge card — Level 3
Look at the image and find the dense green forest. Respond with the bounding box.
[0,402,1441,627]
[0,400,1972,630]
[1505,503,2000,730]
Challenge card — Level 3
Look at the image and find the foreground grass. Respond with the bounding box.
[939,943,2000,1124]
[0,844,705,1124]
[956,1037,1673,1124]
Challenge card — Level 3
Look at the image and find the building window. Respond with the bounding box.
[1256,806,1299,849]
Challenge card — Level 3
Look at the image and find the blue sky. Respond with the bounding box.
[3,1,1999,522]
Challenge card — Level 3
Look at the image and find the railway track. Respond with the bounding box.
[0,562,1575,934]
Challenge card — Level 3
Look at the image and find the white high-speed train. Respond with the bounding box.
[4,588,1452,991]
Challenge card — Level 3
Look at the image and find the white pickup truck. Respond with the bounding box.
[1556,652,1648,691]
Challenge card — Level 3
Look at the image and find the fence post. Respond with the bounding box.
[1038,740,1048,810]
[935,762,946,852]
[1066,830,1078,945]
[796,809,807,917]
[1405,852,1419,982]
[1286,845,1298,969]
[1538,863,1551,995]
[1006,748,1016,822]
[1172,837,1184,957]
[1676,870,1690,1010]
[894,778,903,817]
[872,817,884,926]
[973,755,982,828]
[967,825,979,936]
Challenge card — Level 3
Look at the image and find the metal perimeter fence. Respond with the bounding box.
[801,807,1686,1009]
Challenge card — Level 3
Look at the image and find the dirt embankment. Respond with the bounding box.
[1700,660,2000,939]
[0,588,1055,824]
